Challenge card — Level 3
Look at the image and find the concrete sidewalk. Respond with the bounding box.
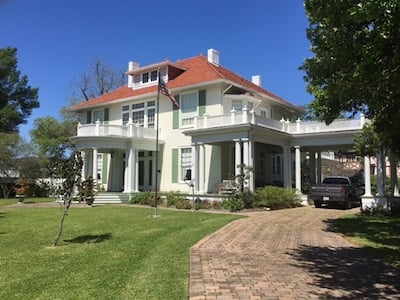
[189,206,400,299]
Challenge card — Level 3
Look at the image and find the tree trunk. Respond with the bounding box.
[53,198,72,246]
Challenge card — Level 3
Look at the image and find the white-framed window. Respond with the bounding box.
[180,148,192,181]
[93,110,104,123]
[231,99,253,112]
[231,99,242,111]
[150,70,158,81]
[121,101,156,127]
[141,70,158,85]
[180,92,198,126]
[122,105,130,124]
[97,153,103,180]
[272,154,282,177]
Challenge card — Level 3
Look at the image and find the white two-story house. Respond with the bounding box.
[71,48,372,205]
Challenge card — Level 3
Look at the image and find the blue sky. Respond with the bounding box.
[0,0,312,139]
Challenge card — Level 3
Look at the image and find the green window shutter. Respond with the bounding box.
[104,108,109,124]
[172,95,180,129]
[86,111,92,124]
[199,90,206,116]
[172,148,179,183]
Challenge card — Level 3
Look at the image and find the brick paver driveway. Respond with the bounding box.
[189,206,399,299]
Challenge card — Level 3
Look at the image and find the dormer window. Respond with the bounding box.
[142,73,149,83]
[141,70,159,85]
[150,70,158,81]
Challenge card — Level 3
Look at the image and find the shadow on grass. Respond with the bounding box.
[325,215,400,267]
[289,245,400,299]
[64,233,112,244]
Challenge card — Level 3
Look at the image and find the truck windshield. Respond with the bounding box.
[322,178,349,185]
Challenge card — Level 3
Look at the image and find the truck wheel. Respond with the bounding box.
[344,197,352,210]
[314,201,322,208]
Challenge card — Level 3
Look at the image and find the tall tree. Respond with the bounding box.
[0,133,19,198]
[0,47,39,133]
[70,58,125,102]
[30,117,76,178]
[301,1,400,150]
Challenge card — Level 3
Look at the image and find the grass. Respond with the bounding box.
[0,197,54,207]
[331,213,400,267]
[0,205,241,299]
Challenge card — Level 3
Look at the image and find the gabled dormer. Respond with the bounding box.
[127,60,186,90]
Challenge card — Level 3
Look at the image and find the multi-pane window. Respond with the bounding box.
[93,110,104,123]
[231,100,242,111]
[181,92,197,126]
[122,105,130,124]
[142,72,149,83]
[272,154,282,176]
[180,148,192,181]
[231,99,253,112]
[122,101,156,127]
[141,70,158,85]
[132,110,145,125]
[97,153,103,180]
[150,70,158,81]
[260,109,267,118]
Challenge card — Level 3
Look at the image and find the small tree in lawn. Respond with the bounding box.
[222,164,254,211]
[53,151,84,246]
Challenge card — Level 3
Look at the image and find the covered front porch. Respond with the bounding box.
[184,112,366,203]
[71,122,163,194]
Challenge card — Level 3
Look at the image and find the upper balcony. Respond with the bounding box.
[192,108,365,135]
[75,110,365,141]
[76,120,157,139]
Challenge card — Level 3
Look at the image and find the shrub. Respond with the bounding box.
[222,197,244,212]
[165,192,184,207]
[130,191,159,207]
[175,199,192,209]
[254,186,301,210]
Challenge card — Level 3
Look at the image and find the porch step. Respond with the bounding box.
[94,192,131,204]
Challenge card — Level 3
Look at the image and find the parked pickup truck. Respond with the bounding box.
[309,176,364,209]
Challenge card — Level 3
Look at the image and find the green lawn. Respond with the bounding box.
[0,197,54,207]
[331,213,400,267]
[0,205,241,299]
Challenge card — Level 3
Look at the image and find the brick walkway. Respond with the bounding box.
[189,206,400,299]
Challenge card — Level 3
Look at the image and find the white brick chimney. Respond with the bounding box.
[128,61,140,87]
[251,75,262,87]
[207,48,220,66]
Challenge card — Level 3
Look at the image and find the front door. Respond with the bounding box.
[139,151,153,191]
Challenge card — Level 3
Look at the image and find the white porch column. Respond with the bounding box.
[234,139,242,176]
[124,147,137,193]
[133,149,139,192]
[294,146,302,193]
[248,140,254,192]
[81,151,87,180]
[198,143,205,193]
[92,147,98,183]
[125,148,133,192]
[242,138,250,189]
[316,151,322,184]
[363,156,372,197]
[192,143,199,193]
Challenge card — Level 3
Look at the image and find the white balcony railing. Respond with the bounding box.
[192,109,364,134]
[76,111,364,140]
[76,121,157,139]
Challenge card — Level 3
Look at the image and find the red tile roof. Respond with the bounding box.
[71,54,301,111]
